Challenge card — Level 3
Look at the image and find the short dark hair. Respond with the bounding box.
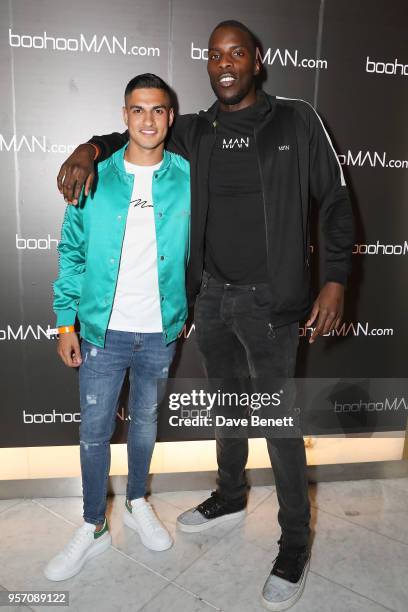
[124,73,172,103]
[210,20,257,56]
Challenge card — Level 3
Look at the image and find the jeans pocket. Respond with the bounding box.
[197,280,208,298]
[80,340,110,375]
[252,285,273,316]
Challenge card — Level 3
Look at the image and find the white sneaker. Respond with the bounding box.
[44,517,111,581]
[123,498,173,551]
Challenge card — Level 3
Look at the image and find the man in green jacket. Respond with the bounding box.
[45,73,190,582]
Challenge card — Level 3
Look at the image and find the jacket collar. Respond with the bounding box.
[111,143,171,175]
[198,90,275,124]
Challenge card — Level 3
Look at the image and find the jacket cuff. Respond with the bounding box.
[325,268,348,287]
[55,309,77,327]
[87,137,105,159]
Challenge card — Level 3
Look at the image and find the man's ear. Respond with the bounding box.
[122,105,128,127]
[168,107,175,128]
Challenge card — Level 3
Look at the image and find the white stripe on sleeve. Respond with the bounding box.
[276,96,346,187]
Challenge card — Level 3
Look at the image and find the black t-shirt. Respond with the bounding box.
[205,100,268,284]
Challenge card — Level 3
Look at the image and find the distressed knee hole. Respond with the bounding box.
[86,394,97,405]
[144,402,158,415]
[80,440,103,451]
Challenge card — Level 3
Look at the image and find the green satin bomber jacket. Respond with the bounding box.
[53,144,190,347]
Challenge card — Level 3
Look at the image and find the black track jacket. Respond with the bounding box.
[90,91,354,327]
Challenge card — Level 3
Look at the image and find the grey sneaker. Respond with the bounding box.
[176,491,246,533]
[261,538,310,610]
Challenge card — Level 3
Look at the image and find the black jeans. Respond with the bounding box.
[194,272,311,547]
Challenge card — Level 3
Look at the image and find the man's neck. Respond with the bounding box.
[125,142,164,166]
[218,88,258,113]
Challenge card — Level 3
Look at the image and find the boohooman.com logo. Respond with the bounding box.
[190,43,328,69]
[338,150,408,169]
[9,28,160,57]
[177,322,395,341]
[0,134,75,154]
[366,56,408,76]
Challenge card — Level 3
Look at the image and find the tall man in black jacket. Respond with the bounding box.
[57,20,354,611]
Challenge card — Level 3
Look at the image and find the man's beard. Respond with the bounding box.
[210,81,251,106]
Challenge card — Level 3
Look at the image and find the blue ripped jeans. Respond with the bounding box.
[79,329,176,525]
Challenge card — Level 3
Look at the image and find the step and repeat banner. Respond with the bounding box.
[0,0,407,447]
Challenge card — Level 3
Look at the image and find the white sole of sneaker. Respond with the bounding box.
[176,508,246,533]
[123,510,173,551]
[44,532,112,582]
[260,558,310,611]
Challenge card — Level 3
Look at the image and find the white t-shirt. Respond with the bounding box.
[108,159,163,333]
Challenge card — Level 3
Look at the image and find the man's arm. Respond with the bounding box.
[88,130,129,161]
[57,112,196,204]
[53,203,86,366]
[57,131,128,205]
[305,104,355,343]
[166,114,196,159]
[89,114,197,160]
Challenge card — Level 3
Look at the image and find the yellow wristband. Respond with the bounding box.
[58,326,75,334]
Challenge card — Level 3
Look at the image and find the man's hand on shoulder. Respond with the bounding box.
[57,143,96,205]
[306,282,345,344]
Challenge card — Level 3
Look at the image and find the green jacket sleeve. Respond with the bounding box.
[53,204,86,326]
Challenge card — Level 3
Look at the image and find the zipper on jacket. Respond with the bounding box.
[305,227,310,270]
[305,242,310,269]
[207,121,218,213]
[209,121,218,220]
[102,178,134,344]
[212,120,218,145]
[211,121,218,162]
[194,119,218,292]
[253,128,269,269]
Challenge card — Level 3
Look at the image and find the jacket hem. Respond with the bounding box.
[269,306,311,328]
